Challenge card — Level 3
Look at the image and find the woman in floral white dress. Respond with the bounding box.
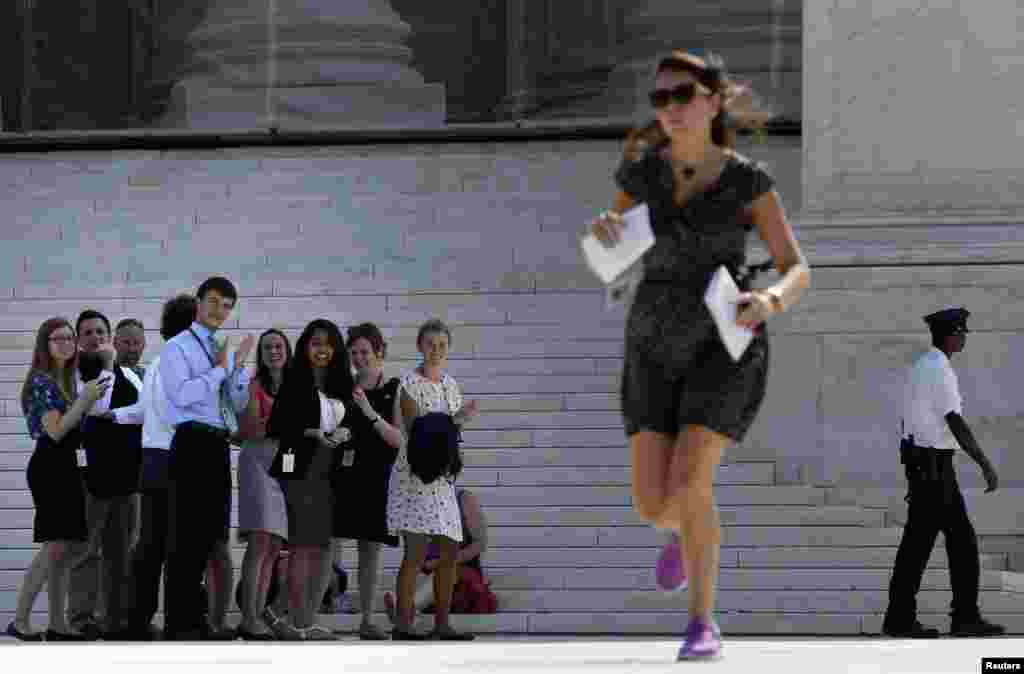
[386,319,480,640]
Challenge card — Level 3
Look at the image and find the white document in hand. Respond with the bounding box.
[580,203,655,285]
[703,265,755,362]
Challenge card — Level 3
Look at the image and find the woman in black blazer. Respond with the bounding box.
[268,319,354,640]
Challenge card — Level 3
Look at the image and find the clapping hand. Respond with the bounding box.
[82,377,112,404]
[236,334,256,368]
[353,386,375,418]
[462,399,481,422]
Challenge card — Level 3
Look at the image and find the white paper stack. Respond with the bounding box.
[580,203,655,285]
[703,265,755,362]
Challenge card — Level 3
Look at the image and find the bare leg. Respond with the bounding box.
[47,541,87,633]
[395,533,429,631]
[13,546,51,634]
[311,540,335,615]
[240,532,281,632]
[205,541,233,631]
[667,426,728,620]
[357,540,382,628]
[431,537,459,632]
[629,430,680,527]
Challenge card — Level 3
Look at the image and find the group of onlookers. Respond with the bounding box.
[7,275,495,643]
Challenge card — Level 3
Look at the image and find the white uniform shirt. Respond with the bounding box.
[903,347,962,450]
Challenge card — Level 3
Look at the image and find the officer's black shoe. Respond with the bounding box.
[881,620,940,638]
[950,617,1006,637]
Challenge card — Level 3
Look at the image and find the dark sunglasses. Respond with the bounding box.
[648,82,706,109]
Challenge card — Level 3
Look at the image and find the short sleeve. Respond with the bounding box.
[24,374,66,439]
[613,153,653,204]
[934,367,963,417]
[444,375,463,415]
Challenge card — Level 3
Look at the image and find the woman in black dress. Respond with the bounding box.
[7,318,111,641]
[267,319,354,640]
[588,51,810,660]
[329,322,404,640]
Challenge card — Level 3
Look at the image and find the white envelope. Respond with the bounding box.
[580,203,655,285]
[703,265,755,362]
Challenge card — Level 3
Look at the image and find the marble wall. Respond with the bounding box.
[1,133,1021,490]
[803,0,1024,218]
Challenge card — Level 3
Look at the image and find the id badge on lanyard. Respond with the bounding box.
[76,448,88,468]
[282,452,295,474]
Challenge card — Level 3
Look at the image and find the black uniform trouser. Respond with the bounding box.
[164,423,231,638]
[884,461,980,626]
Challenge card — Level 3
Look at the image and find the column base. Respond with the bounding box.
[159,80,446,131]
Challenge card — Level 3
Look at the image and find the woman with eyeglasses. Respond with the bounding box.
[587,51,810,660]
[7,319,111,641]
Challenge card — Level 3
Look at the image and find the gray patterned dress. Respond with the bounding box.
[615,143,775,442]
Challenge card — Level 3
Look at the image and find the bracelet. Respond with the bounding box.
[759,288,784,314]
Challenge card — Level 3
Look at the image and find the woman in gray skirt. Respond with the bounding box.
[236,329,291,639]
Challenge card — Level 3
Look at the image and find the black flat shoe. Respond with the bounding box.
[951,618,1006,637]
[881,621,940,639]
[202,627,238,641]
[6,622,43,642]
[45,629,95,642]
[237,627,276,641]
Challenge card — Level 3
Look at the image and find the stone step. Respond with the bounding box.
[2,609,1023,636]
[0,503,884,532]
[0,482,824,510]
[0,566,1016,594]
[1,587,1020,617]
[0,461,776,489]
[0,542,1007,571]
[0,525,923,550]
[483,505,885,528]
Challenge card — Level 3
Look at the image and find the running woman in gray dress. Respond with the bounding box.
[588,50,810,660]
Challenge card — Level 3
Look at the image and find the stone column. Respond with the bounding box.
[496,0,619,121]
[593,0,801,123]
[160,0,445,130]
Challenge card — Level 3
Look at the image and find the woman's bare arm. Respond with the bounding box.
[750,190,811,310]
[457,491,489,564]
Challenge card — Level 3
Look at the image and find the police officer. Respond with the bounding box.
[882,307,1005,638]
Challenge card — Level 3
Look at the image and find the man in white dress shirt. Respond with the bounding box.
[882,307,1005,638]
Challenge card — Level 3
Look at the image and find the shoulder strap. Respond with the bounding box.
[188,328,217,368]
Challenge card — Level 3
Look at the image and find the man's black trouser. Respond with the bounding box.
[164,423,231,638]
[884,451,980,627]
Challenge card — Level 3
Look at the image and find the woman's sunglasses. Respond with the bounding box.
[648,82,706,109]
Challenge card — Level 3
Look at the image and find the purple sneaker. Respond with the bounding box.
[676,616,722,661]
[655,533,688,593]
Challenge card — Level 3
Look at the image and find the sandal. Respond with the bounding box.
[298,625,337,641]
